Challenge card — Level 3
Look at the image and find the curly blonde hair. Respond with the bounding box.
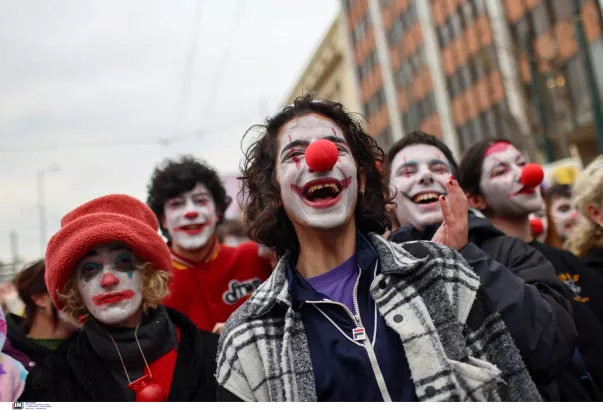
[567,155,603,256]
[57,262,171,322]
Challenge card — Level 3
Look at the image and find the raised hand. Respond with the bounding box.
[431,176,469,251]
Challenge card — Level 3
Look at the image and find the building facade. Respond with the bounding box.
[283,15,364,130]
[341,0,603,163]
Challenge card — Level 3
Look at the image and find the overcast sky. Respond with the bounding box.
[0,0,339,264]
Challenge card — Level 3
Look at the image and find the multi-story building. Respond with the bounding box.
[283,14,364,126]
[341,0,603,163]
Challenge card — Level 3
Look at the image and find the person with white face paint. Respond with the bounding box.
[388,131,579,401]
[215,95,540,402]
[459,140,603,401]
[544,184,579,244]
[19,194,219,402]
[147,157,272,333]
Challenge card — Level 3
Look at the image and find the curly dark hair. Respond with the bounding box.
[239,94,393,257]
[147,156,232,238]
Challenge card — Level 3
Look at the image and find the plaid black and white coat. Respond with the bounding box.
[216,233,542,402]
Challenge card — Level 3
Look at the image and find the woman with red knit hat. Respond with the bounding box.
[19,194,219,402]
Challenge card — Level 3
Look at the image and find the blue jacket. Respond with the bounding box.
[286,232,415,401]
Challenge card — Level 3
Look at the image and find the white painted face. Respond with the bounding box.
[163,183,217,250]
[480,142,544,217]
[390,144,452,231]
[529,208,549,242]
[276,114,358,230]
[74,243,144,326]
[551,196,578,240]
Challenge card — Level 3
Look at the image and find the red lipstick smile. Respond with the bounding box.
[291,176,352,209]
[174,223,208,235]
[92,290,135,306]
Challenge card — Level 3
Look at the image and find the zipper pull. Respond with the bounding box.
[353,326,367,341]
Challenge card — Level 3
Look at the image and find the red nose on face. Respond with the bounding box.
[530,218,545,237]
[184,211,199,219]
[100,272,120,287]
[305,139,339,172]
[521,163,545,188]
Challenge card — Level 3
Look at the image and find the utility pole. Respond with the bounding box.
[37,165,60,256]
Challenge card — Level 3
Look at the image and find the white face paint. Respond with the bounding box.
[529,208,549,242]
[390,144,452,231]
[164,183,217,250]
[551,196,578,240]
[276,114,358,230]
[74,243,143,326]
[480,142,544,217]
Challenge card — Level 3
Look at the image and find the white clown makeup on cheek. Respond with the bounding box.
[390,144,452,231]
[479,142,544,217]
[276,114,358,230]
[75,244,144,326]
[163,183,217,250]
[551,196,578,240]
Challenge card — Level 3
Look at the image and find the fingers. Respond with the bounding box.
[447,176,468,216]
[212,322,226,335]
[439,194,452,222]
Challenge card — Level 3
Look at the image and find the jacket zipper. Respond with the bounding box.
[305,264,392,402]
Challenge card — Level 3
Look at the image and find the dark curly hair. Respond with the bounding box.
[239,94,393,257]
[147,156,232,238]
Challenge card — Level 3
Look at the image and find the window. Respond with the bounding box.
[461,1,475,24]
[531,3,552,35]
[511,17,530,49]
[459,64,474,89]
[549,0,573,19]
[469,116,485,141]
[447,72,463,97]
[589,38,603,100]
[450,13,463,37]
[471,57,486,81]
[565,56,592,119]
[437,24,451,47]
[470,0,485,15]
[481,110,497,139]
[391,18,403,45]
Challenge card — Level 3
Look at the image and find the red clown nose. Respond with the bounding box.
[530,218,544,237]
[305,139,338,172]
[521,163,545,188]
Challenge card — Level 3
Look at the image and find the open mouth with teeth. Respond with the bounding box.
[291,176,353,209]
[175,223,208,235]
[411,192,441,205]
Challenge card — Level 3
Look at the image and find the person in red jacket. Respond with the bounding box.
[147,156,272,333]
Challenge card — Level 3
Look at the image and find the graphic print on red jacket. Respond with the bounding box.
[163,240,272,331]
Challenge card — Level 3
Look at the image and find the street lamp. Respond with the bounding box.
[37,164,60,256]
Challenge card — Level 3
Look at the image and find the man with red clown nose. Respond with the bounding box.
[459,139,603,400]
[216,95,540,402]
[19,194,219,402]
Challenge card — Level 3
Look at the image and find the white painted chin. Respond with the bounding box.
[398,198,443,230]
[171,222,216,250]
[86,294,143,326]
[293,193,356,230]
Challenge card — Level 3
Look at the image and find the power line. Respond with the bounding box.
[200,0,246,120]
[173,0,205,139]
[0,116,260,153]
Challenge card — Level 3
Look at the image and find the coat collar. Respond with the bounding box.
[247,231,427,318]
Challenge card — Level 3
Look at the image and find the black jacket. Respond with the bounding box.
[5,313,63,371]
[390,215,577,394]
[19,306,219,402]
[530,241,603,392]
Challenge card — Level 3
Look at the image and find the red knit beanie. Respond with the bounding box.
[45,194,172,310]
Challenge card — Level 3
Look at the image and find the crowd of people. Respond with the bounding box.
[1,94,603,401]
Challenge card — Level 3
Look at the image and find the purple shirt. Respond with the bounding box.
[306,254,359,314]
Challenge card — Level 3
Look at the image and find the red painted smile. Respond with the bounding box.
[174,223,208,235]
[291,176,353,209]
[92,290,135,306]
[508,186,537,197]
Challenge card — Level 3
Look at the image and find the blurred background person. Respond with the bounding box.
[568,156,603,273]
[0,306,27,401]
[0,282,25,317]
[5,260,77,370]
